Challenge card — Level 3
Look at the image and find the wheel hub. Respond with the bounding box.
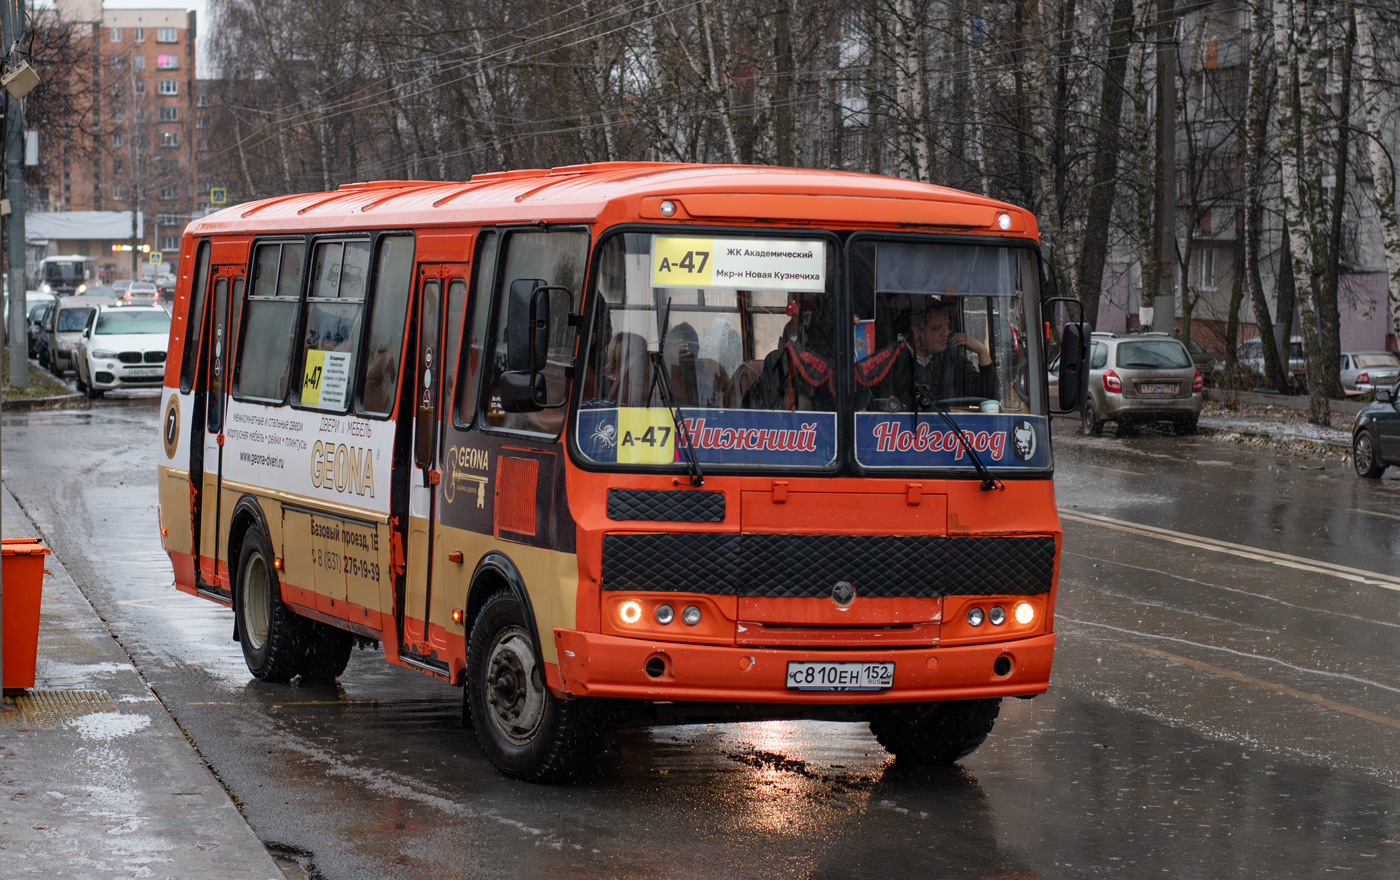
[484,627,545,744]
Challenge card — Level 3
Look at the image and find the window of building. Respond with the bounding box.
[112,186,124,200]
[157,54,178,70]
[160,236,179,251]
[160,157,178,173]
[1198,248,1218,290]
[136,107,147,122]
[134,55,145,69]
[196,94,211,107]
[160,185,178,200]
[160,131,179,148]
[159,106,179,122]
[111,107,123,122]
[198,139,209,152]
[157,28,177,43]
[134,80,145,94]
[196,115,207,129]
[111,132,122,147]
[158,79,177,95]
[235,241,306,402]
[111,28,122,42]
[111,55,123,68]
[134,28,145,43]
[114,158,123,174]
[110,82,122,97]
[158,213,182,226]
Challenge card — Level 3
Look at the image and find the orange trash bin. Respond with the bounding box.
[2,539,51,691]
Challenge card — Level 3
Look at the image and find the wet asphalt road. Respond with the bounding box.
[4,402,1400,879]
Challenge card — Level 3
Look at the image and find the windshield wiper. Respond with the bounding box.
[911,374,1002,493]
[650,298,704,487]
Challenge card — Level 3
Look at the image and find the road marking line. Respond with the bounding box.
[1118,641,1400,732]
[1060,509,1400,590]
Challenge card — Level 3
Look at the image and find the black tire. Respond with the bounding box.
[300,623,354,680]
[1353,430,1387,479]
[1081,400,1102,436]
[465,591,608,782]
[75,373,87,393]
[1174,416,1198,436]
[85,382,103,400]
[869,699,1002,764]
[236,529,309,682]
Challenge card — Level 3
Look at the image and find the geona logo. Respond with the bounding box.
[311,440,376,496]
[162,395,180,459]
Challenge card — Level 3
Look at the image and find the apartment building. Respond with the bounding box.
[50,2,198,282]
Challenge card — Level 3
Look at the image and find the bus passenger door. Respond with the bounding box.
[197,269,244,595]
[401,264,461,665]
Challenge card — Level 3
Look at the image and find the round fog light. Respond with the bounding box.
[682,605,702,626]
[989,605,1006,626]
[659,199,676,217]
[1014,602,1035,625]
[967,607,985,627]
[655,604,675,625]
[619,600,642,625]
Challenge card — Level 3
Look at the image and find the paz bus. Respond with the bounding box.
[156,163,1089,781]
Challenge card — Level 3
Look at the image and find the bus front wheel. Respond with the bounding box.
[236,529,308,683]
[868,698,1001,764]
[465,591,607,782]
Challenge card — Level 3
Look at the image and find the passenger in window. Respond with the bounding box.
[742,293,835,412]
[662,323,727,407]
[602,331,652,407]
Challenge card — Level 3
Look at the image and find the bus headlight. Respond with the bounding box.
[967,607,985,627]
[681,605,702,625]
[619,600,642,625]
[655,604,675,625]
[1014,602,1035,625]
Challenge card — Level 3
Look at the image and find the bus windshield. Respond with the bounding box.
[575,230,1047,472]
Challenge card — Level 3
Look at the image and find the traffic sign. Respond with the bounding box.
[210,187,227,205]
[149,252,163,264]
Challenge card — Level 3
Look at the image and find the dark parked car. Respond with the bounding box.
[1352,379,1400,478]
[26,300,54,357]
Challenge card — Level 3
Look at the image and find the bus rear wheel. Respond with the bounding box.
[465,591,607,782]
[300,623,354,680]
[868,698,1001,764]
[236,529,309,683]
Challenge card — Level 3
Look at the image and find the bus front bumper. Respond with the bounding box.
[553,630,1055,704]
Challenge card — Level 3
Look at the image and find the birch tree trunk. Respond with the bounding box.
[1355,1,1400,345]
[1243,0,1285,390]
[1272,0,1329,424]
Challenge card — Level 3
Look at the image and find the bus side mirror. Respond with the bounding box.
[500,278,550,412]
[1057,322,1091,412]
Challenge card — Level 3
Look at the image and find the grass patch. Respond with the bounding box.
[2,357,72,400]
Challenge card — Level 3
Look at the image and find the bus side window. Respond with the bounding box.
[454,231,497,426]
[295,239,370,412]
[441,278,466,449]
[179,240,211,393]
[483,229,587,434]
[233,241,305,402]
[360,234,415,416]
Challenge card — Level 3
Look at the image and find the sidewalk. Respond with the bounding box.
[1,486,285,879]
[1199,388,1363,451]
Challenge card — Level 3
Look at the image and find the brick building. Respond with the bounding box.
[49,1,198,282]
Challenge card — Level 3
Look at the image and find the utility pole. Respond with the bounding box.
[3,0,29,389]
[1147,0,1178,333]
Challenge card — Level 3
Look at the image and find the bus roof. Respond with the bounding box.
[185,163,1037,239]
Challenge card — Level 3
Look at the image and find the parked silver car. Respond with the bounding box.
[1053,332,1204,436]
[1236,335,1306,391]
[1339,351,1400,396]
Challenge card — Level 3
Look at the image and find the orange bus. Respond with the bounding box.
[157,163,1089,781]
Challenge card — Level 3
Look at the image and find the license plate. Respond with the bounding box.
[786,661,894,691]
[125,367,162,378]
[1140,383,1177,394]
